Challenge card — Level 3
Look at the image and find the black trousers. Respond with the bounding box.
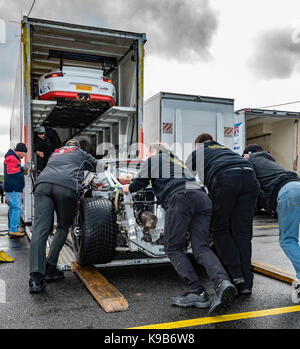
[30,183,77,275]
[209,168,260,289]
[36,157,49,173]
[164,190,229,294]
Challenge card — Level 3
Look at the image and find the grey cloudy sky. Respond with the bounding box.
[1,0,300,172]
[248,25,300,80]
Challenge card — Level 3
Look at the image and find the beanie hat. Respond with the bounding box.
[15,143,28,153]
[243,144,263,156]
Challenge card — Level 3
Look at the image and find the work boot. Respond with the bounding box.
[8,231,25,238]
[45,263,64,282]
[29,272,45,293]
[171,291,211,309]
[209,279,237,316]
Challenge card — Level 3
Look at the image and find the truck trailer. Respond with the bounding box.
[143,93,300,177]
[144,92,235,160]
[10,16,147,228]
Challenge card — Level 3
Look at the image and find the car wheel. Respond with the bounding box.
[71,198,118,265]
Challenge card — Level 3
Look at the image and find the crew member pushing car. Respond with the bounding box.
[186,134,260,295]
[243,144,300,293]
[29,139,105,293]
[122,142,237,315]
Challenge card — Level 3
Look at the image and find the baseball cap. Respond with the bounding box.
[36,126,46,134]
[65,139,80,147]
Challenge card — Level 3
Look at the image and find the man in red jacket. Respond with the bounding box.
[4,143,29,238]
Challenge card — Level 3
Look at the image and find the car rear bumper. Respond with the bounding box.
[40,91,116,106]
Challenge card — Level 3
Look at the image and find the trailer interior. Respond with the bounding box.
[237,108,300,176]
[25,17,146,159]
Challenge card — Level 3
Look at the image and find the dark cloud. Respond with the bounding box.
[248,26,300,80]
[97,0,219,61]
[0,0,219,107]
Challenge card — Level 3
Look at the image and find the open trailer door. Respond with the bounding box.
[233,110,246,156]
[236,108,300,175]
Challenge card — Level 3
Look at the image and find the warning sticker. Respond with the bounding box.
[224,127,233,137]
[163,123,173,134]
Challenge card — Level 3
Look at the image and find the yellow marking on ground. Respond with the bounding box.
[128,305,300,329]
[253,225,279,228]
[0,250,15,263]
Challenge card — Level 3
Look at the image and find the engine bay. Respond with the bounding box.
[82,164,168,258]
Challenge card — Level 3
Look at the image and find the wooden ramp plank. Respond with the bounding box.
[252,260,296,284]
[70,262,129,313]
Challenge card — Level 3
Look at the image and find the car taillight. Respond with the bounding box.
[103,78,112,84]
[44,72,64,79]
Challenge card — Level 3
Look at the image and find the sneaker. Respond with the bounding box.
[171,291,211,309]
[29,273,45,293]
[45,263,64,281]
[291,280,300,304]
[209,279,237,316]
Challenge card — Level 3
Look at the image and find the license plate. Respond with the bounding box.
[76,84,92,91]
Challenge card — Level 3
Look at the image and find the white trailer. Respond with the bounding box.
[143,92,235,161]
[144,94,300,177]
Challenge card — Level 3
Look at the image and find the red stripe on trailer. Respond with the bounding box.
[224,127,233,136]
[163,123,173,133]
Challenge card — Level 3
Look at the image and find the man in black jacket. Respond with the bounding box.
[29,139,105,293]
[123,143,237,315]
[186,134,260,295]
[33,126,62,174]
[243,144,300,287]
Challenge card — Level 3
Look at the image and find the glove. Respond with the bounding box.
[23,162,30,175]
[23,162,31,171]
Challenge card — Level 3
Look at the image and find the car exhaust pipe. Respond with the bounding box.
[77,93,91,101]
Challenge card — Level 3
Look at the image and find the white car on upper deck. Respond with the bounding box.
[38,66,116,107]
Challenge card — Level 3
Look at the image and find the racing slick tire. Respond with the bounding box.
[71,198,118,265]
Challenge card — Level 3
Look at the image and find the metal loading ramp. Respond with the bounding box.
[31,101,136,157]
[31,100,57,128]
[31,99,115,130]
[75,105,136,137]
